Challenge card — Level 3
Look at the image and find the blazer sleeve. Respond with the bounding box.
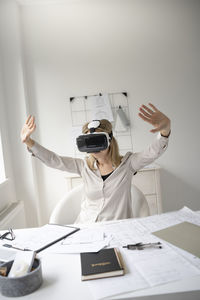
[130,133,169,172]
[28,141,84,175]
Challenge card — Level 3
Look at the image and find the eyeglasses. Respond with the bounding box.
[0,228,15,241]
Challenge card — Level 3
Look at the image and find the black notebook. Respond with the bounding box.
[80,248,124,281]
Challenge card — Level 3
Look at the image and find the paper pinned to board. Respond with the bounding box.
[91,94,114,122]
[152,221,200,258]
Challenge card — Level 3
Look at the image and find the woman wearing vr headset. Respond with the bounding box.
[21,103,170,223]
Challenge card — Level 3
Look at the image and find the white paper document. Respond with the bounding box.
[137,206,200,233]
[134,251,200,287]
[91,94,114,122]
[47,228,112,254]
[47,236,111,254]
[62,228,104,245]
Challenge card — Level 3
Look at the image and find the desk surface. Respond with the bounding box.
[0,208,200,300]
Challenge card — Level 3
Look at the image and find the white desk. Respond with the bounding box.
[0,209,200,300]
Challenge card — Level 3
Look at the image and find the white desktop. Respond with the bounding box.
[0,207,200,300]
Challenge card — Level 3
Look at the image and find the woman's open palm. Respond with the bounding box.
[20,115,36,143]
[138,103,170,133]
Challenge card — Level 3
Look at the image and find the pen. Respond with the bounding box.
[123,242,162,250]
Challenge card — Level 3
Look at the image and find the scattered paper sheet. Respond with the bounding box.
[45,228,112,254]
[134,251,200,287]
[47,236,112,254]
[62,228,105,245]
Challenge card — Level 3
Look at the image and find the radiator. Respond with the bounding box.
[0,202,26,229]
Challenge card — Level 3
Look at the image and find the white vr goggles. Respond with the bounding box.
[76,120,113,153]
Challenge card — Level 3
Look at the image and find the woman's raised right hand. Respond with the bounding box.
[20,115,36,143]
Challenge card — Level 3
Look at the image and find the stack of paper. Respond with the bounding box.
[47,228,112,254]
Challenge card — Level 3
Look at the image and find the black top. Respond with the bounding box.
[101,171,113,181]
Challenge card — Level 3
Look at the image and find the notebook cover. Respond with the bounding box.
[80,248,123,279]
[152,221,200,258]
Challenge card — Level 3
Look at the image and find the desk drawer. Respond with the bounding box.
[132,170,156,195]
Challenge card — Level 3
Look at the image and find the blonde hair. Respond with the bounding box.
[82,119,123,170]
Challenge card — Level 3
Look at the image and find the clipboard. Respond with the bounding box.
[8,224,80,253]
[36,224,80,253]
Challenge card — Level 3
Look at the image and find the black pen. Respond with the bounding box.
[123,242,162,250]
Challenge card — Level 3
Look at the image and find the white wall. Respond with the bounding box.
[0,0,40,227]
[3,0,200,225]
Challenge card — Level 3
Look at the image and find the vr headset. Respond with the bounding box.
[76,120,113,153]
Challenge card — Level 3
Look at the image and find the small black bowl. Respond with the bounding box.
[0,258,43,297]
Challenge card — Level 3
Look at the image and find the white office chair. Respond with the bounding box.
[49,184,150,225]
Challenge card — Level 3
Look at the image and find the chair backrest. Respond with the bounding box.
[131,184,150,218]
[49,184,84,225]
[49,184,150,225]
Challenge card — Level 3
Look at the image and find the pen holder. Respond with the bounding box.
[0,258,43,297]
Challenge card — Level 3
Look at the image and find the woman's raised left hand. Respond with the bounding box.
[138,103,171,137]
